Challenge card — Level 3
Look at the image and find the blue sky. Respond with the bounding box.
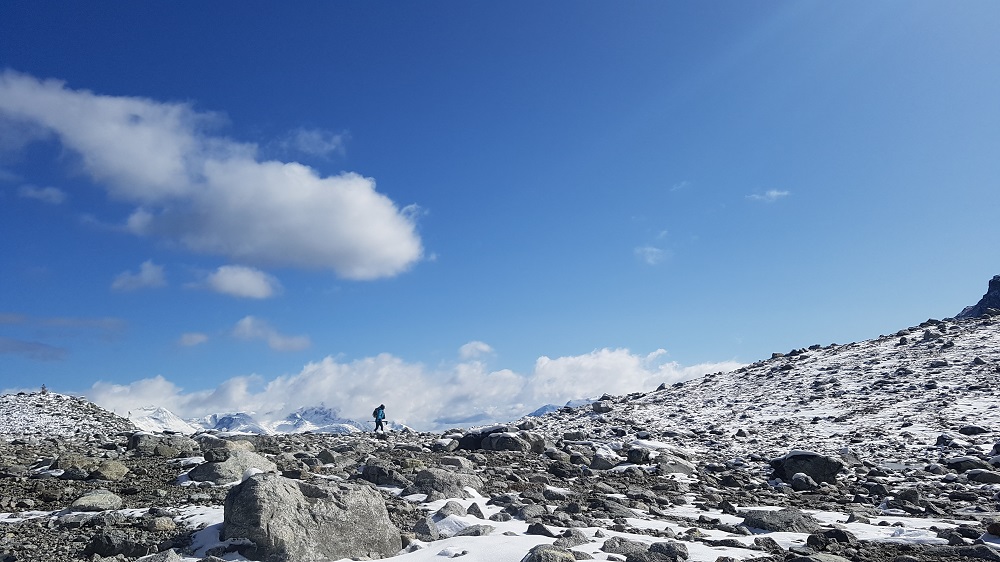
[2,2,998,429]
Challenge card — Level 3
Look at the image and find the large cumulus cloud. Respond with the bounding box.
[0,70,422,279]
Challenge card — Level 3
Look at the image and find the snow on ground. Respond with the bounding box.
[526,316,1000,468]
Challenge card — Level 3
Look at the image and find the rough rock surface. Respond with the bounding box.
[957,274,1000,318]
[222,473,401,561]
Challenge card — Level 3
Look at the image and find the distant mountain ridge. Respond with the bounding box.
[128,405,370,435]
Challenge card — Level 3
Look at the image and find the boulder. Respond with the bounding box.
[90,459,129,481]
[405,467,485,500]
[648,540,688,560]
[741,507,822,533]
[945,456,993,473]
[590,447,623,470]
[128,433,199,457]
[601,536,648,556]
[967,469,1000,484]
[656,453,697,476]
[960,425,990,436]
[770,450,844,484]
[222,473,401,561]
[520,544,577,562]
[71,489,123,512]
[457,425,510,451]
[188,449,277,485]
[413,514,440,541]
[360,459,412,488]
[592,401,613,413]
[482,432,532,452]
[439,456,476,471]
[53,453,99,472]
[791,472,820,492]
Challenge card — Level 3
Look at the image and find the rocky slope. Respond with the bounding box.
[1,314,1000,562]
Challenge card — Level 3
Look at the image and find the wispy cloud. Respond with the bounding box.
[634,245,668,265]
[111,260,166,291]
[87,344,744,431]
[281,127,348,159]
[206,265,281,299]
[18,184,66,204]
[232,316,310,352]
[0,313,124,357]
[670,180,692,192]
[0,337,68,361]
[178,332,209,347]
[0,71,422,280]
[459,340,494,360]
[746,189,790,203]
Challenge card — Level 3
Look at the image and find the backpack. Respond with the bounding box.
[373,407,383,420]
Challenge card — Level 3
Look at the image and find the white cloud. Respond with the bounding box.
[232,316,310,352]
[670,180,691,192]
[634,245,667,265]
[86,346,744,431]
[0,71,422,280]
[206,265,281,299]
[18,184,66,204]
[178,332,209,347]
[282,128,348,158]
[459,340,494,360]
[747,189,790,203]
[111,260,166,291]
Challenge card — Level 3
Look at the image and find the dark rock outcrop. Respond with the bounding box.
[958,275,1000,318]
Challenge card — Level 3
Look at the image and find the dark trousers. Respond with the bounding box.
[375,419,384,431]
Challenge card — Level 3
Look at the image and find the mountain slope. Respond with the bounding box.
[526,314,1000,467]
[0,392,136,437]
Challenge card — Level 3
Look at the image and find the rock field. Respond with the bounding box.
[2,312,1000,562]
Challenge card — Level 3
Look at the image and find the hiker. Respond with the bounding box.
[372,404,385,432]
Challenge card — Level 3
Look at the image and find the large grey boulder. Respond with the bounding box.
[405,467,485,500]
[222,473,401,561]
[90,459,129,481]
[770,450,844,484]
[128,433,199,457]
[945,456,993,473]
[655,453,697,476]
[482,431,532,452]
[188,449,277,485]
[361,459,413,488]
[71,489,123,512]
[520,544,577,562]
[741,507,822,533]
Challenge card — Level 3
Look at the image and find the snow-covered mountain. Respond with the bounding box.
[181,406,369,435]
[270,405,366,434]
[128,406,200,434]
[524,313,1000,468]
[191,412,272,434]
[527,397,598,417]
[0,391,135,437]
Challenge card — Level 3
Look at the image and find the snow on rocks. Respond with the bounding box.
[3,314,1000,561]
